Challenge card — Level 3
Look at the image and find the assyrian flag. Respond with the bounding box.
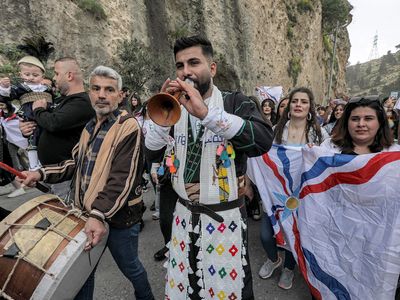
[247,144,400,300]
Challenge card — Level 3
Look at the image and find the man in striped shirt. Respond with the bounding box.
[21,66,154,300]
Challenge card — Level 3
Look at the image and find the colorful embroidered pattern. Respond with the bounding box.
[165,203,244,300]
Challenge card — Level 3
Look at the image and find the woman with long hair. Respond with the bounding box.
[274,87,328,145]
[323,96,398,154]
[382,96,399,143]
[261,98,277,125]
[275,97,289,125]
[259,87,328,290]
[323,103,345,135]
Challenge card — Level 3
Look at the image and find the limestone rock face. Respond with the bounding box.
[1,0,350,102]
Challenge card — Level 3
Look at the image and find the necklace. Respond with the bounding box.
[288,125,306,144]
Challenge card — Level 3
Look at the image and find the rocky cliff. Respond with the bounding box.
[0,0,351,102]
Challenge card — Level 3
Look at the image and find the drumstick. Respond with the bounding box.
[0,162,50,193]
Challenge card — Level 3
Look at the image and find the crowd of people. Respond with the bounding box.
[0,34,399,299]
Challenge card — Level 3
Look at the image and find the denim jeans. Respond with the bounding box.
[75,223,154,300]
[260,212,296,270]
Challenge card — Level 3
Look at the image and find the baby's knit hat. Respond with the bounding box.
[17,56,45,73]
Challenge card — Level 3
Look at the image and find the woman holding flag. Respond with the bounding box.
[321,96,399,154]
[258,87,328,289]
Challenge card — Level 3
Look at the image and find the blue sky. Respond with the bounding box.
[347,0,399,65]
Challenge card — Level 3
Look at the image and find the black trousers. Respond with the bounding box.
[159,181,178,244]
[0,207,11,221]
[187,201,254,300]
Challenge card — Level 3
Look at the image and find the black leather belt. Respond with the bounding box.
[178,197,244,223]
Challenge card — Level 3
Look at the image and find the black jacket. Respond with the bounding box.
[33,92,95,165]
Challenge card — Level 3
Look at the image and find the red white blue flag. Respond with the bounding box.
[247,145,400,300]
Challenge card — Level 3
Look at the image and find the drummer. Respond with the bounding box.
[20,65,154,300]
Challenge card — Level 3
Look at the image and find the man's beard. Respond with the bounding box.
[186,77,211,97]
[93,101,118,116]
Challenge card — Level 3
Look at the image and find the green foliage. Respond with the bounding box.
[285,4,297,24]
[381,76,400,97]
[382,51,397,65]
[297,0,313,13]
[0,44,24,78]
[287,25,294,40]
[288,57,302,85]
[378,60,387,73]
[321,0,352,33]
[0,64,18,77]
[374,75,381,86]
[168,26,190,45]
[323,34,333,55]
[75,0,107,20]
[113,39,164,94]
[365,64,371,74]
[0,44,24,62]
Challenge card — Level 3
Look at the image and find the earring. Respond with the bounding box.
[287,112,291,119]
[307,113,312,121]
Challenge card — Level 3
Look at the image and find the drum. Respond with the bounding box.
[0,194,108,300]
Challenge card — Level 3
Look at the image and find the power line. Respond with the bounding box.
[368,32,379,61]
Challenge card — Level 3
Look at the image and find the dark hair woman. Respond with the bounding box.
[258,87,328,290]
[127,92,142,114]
[261,98,277,125]
[274,87,328,145]
[275,97,289,125]
[323,103,345,135]
[382,96,399,142]
[323,96,398,154]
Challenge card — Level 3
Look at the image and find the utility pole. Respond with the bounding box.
[326,21,339,105]
[368,32,379,61]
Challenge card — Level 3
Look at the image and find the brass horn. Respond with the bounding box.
[147,91,182,127]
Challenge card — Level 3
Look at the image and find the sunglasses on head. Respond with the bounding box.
[348,95,380,104]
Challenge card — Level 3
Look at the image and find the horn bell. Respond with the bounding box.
[147,92,181,127]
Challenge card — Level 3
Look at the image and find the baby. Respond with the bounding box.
[0,56,53,170]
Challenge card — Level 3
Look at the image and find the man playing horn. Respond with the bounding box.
[145,35,273,300]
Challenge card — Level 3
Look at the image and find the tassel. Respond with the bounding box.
[197,278,203,287]
[242,244,246,256]
[188,266,194,274]
[242,257,248,266]
[193,224,200,234]
[195,238,201,247]
[241,220,247,231]
[163,260,169,268]
[166,241,171,249]
[197,261,203,269]
[199,289,206,298]
[195,270,203,277]
[188,286,194,294]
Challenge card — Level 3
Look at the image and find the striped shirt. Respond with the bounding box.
[78,110,119,200]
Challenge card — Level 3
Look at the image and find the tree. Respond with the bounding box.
[321,0,353,33]
[113,39,166,94]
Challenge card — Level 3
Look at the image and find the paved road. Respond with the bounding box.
[1,186,310,300]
